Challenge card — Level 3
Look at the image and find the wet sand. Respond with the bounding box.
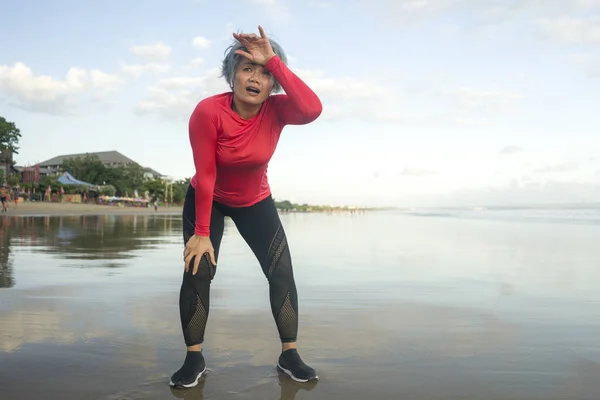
[1,211,600,399]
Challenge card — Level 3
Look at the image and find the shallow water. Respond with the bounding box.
[1,210,600,399]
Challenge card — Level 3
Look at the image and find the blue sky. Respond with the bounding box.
[1,0,599,207]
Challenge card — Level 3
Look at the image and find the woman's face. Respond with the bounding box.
[232,59,275,107]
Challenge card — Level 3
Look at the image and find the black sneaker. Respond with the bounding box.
[169,351,207,388]
[276,349,318,382]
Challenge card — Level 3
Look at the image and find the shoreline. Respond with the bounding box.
[1,201,182,216]
[2,201,375,217]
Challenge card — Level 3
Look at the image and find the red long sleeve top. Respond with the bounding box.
[188,55,323,236]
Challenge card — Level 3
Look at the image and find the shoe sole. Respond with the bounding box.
[276,364,318,383]
[169,366,207,388]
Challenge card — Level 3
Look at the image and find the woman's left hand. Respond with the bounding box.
[233,25,276,66]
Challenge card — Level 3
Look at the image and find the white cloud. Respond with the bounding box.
[569,52,600,78]
[130,41,171,63]
[0,62,121,114]
[535,161,579,173]
[191,36,211,49]
[442,86,522,125]
[376,148,600,207]
[401,167,438,177]
[359,0,600,29]
[449,86,521,108]
[244,0,291,19]
[247,0,277,4]
[298,69,522,124]
[537,17,600,44]
[177,58,206,74]
[121,62,170,78]
[136,65,405,122]
[307,0,333,8]
[291,68,400,122]
[493,149,597,189]
[189,57,204,67]
[571,52,595,66]
[134,68,230,120]
[90,69,122,88]
[121,41,172,78]
[66,67,88,90]
[500,145,524,155]
[136,65,523,125]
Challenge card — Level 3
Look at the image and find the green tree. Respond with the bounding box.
[0,117,22,154]
[105,164,146,196]
[274,199,293,210]
[122,164,146,193]
[61,155,108,184]
[98,185,116,196]
[39,175,59,191]
[142,179,166,202]
[7,175,19,186]
[171,178,191,205]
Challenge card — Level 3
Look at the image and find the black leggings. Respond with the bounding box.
[179,185,299,346]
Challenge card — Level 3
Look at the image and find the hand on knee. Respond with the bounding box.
[189,253,216,281]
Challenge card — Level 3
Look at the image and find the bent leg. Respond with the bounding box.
[230,196,298,343]
[171,186,225,388]
[179,186,225,347]
[231,196,318,382]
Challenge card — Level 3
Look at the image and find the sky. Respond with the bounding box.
[1,0,599,207]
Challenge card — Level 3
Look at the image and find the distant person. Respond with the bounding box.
[154,201,158,212]
[0,187,7,213]
[170,26,322,388]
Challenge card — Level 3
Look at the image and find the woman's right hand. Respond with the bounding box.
[184,234,217,275]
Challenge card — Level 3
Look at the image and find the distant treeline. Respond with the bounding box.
[273,199,372,212]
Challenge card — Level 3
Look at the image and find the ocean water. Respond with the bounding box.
[1,208,599,399]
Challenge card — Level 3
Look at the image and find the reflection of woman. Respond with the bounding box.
[170,26,322,388]
[169,368,318,399]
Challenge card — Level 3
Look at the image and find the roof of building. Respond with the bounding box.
[38,151,137,167]
[142,167,164,177]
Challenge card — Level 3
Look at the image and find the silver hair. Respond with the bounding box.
[220,37,288,93]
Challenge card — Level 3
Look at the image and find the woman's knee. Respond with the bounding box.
[185,253,217,282]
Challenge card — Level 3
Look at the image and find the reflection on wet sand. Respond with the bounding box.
[0,214,179,287]
[100,371,318,400]
[168,372,318,400]
[4,278,600,399]
[0,218,14,288]
[2,213,600,399]
[5,214,181,260]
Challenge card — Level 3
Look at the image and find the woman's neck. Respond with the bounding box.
[231,96,262,120]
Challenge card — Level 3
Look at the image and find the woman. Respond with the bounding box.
[170,26,323,388]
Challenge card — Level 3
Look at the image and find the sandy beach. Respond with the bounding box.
[1,208,600,399]
[2,201,183,216]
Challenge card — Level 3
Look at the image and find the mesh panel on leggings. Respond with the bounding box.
[179,254,213,346]
[266,224,298,342]
[276,291,298,340]
[267,225,287,277]
[183,293,207,345]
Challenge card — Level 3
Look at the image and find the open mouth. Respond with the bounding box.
[246,86,261,95]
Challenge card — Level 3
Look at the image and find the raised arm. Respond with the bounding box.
[232,26,323,126]
[265,55,323,126]
[189,102,218,237]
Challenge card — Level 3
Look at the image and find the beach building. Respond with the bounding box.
[19,150,166,181]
